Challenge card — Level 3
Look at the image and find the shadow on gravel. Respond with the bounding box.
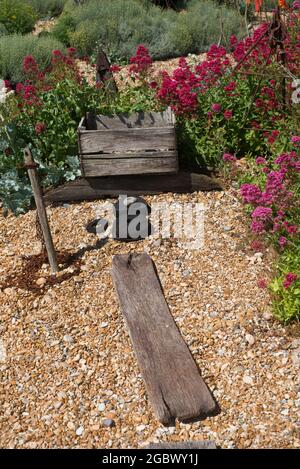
[1,239,108,295]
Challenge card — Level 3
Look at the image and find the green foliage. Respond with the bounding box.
[0,23,7,36]
[0,0,37,34]
[0,34,65,83]
[270,244,300,323]
[52,0,244,60]
[25,0,67,18]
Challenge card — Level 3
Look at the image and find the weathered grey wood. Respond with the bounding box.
[147,441,217,449]
[79,127,176,154]
[24,148,58,274]
[85,109,175,130]
[81,150,177,159]
[43,172,222,204]
[111,253,216,425]
[82,156,178,177]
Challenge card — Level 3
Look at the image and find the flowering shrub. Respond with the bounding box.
[0,48,106,214]
[226,137,300,322]
[0,0,37,34]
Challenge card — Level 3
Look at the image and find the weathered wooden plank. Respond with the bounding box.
[81,150,177,159]
[43,172,222,204]
[111,253,216,425]
[85,109,174,130]
[82,156,178,177]
[79,127,176,154]
[147,441,217,449]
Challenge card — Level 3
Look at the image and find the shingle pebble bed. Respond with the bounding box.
[0,188,299,448]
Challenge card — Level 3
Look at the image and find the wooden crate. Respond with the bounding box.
[77,109,178,177]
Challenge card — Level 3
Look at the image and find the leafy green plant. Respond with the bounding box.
[0,34,65,84]
[270,245,300,322]
[0,23,7,36]
[52,0,244,60]
[0,0,37,34]
[25,0,67,18]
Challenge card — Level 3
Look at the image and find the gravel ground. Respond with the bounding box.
[0,188,299,449]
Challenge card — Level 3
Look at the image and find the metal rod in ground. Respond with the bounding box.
[24,147,59,274]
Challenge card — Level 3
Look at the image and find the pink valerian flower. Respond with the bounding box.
[256,156,267,165]
[224,110,233,120]
[291,135,300,145]
[278,236,288,248]
[211,103,221,113]
[223,153,236,163]
[251,239,264,252]
[35,122,46,134]
[251,206,273,221]
[251,220,265,234]
[283,273,298,289]
[257,278,268,289]
[240,183,262,204]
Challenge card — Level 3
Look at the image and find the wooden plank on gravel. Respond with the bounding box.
[43,172,222,204]
[111,253,216,425]
[147,441,216,449]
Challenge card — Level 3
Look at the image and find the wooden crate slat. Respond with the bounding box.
[81,150,177,160]
[79,127,176,154]
[85,109,174,130]
[83,156,178,177]
[111,253,216,425]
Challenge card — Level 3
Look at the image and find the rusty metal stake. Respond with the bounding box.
[24,147,58,274]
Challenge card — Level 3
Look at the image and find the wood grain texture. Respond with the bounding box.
[43,172,222,204]
[111,253,216,425]
[79,127,176,154]
[81,150,177,159]
[82,156,178,177]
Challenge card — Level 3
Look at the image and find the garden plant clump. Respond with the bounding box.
[0,3,299,324]
[52,0,245,60]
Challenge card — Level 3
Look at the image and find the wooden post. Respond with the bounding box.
[24,148,58,274]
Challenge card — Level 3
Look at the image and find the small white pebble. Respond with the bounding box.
[76,426,84,436]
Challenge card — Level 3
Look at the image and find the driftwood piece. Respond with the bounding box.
[111,253,216,425]
[43,172,222,204]
[147,441,217,449]
[24,148,58,273]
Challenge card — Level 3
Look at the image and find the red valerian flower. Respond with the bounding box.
[211,103,221,113]
[283,273,298,289]
[35,122,46,134]
[149,81,158,89]
[257,278,268,289]
[224,110,233,120]
[110,65,121,73]
[23,55,38,74]
[67,47,77,56]
[129,45,152,75]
